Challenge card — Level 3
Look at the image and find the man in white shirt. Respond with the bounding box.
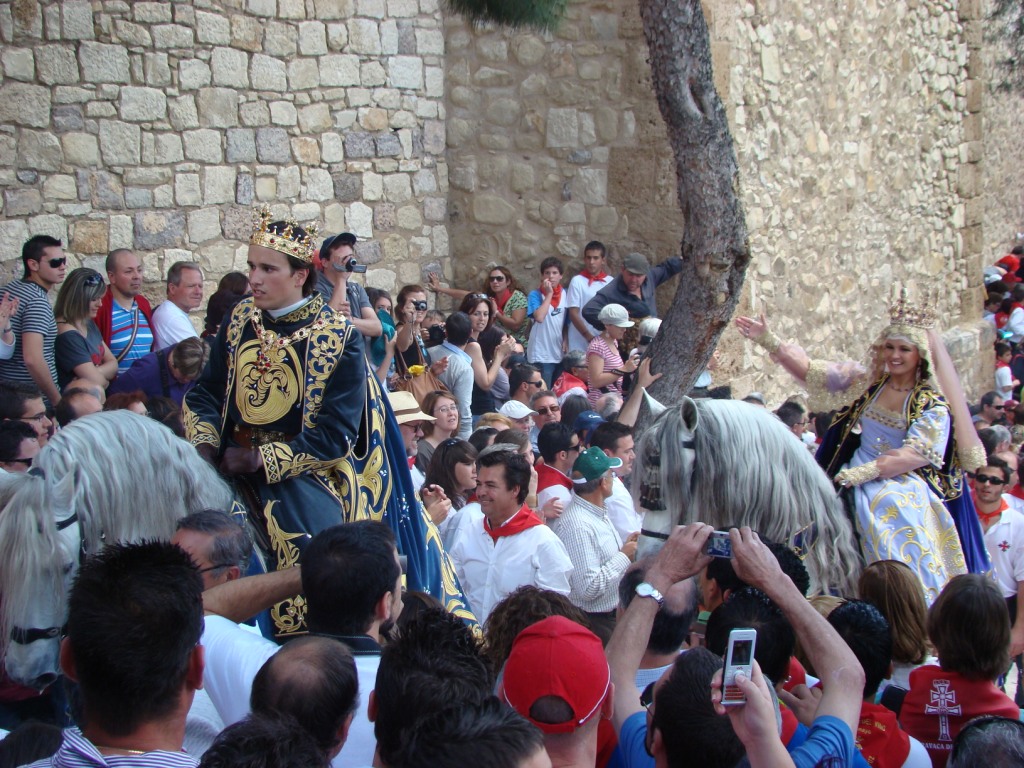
[448,449,572,622]
[152,262,203,351]
[590,421,642,542]
[565,241,613,352]
[536,422,580,514]
[553,446,637,642]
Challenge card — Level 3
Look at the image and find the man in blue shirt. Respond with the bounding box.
[581,252,682,330]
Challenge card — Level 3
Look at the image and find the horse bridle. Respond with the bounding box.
[639,438,696,542]
[7,511,79,647]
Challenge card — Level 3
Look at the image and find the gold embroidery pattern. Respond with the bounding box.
[265,500,309,635]
[836,461,880,487]
[301,314,351,432]
[864,403,907,431]
[806,359,858,412]
[183,406,220,448]
[235,339,302,425]
[260,443,335,485]
[959,445,987,474]
[752,329,783,355]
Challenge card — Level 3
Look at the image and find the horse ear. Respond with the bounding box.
[679,396,699,431]
[642,389,667,418]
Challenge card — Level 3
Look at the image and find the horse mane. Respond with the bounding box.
[0,412,234,658]
[634,399,861,595]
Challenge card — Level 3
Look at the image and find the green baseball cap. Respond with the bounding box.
[571,447,623,483]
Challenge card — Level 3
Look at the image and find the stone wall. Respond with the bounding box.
[0,0,448,303]
[442,0,1006,403]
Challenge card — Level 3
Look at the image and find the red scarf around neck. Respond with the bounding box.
[977,497,1008,529]
[580,269,609,286]
[541,283,563,309]
[493,288,512,313]
[484,504,543,543]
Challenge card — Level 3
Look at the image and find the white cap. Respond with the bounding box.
[499,401,537,419]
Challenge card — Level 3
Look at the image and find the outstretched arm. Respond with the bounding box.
[927,327,986,472]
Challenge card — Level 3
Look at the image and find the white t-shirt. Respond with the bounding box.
[606,476,642,542]
[526,290,567,365]
[152,300,199,351]
[565,274,613,352]
[201,615,378,767]
[983,506,1024,599]
[996,364,1014,400]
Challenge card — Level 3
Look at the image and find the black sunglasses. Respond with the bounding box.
[975,474,1006,486]
[489,275,506,281]
[48,257,67,268]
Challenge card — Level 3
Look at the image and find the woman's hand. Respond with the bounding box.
[495,335,516,360]
[634,357,663,390]
[429,357,448,377]
[735,312,769,340]
[622,352,641,374]
[421,484,451,526]
[427,272,442,292]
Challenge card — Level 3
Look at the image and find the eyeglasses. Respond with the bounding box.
[7,457,33,467]
[975,474,1006,486]
[469,293,490,301]
[22,413,49,423]
[568,442,581,452]
[489,275,506,282]
[536,406,560,415]
[530,380,544,388]
[435,405,458,414]
[992,405,1006,410]
[197,563,232,575]
[48,257,67,268]
[83,273,104,287]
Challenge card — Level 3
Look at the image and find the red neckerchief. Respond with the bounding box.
[536,463,572,493]
[408,457,416,469]
[997,360,1010,370]
[541,283,563,309]
[484,504,543,543]
[977,497,1008,529]
[782,656,807,692]
[857,701,911,768]
[493,288,512,313]
[580,269,609,286]
[1011,483,1024,500]
[996,312,1010,329]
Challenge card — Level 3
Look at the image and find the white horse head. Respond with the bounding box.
[633,397,861,595]
[0,411,233,687]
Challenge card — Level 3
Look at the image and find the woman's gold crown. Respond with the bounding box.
[888,287,937,329]
[249,205,320,264]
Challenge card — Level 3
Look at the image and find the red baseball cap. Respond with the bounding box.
[501,616,610,734]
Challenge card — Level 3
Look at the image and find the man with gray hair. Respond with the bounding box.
[948,716,1024,768]
[171,509,253,591]
[152,261,204,351]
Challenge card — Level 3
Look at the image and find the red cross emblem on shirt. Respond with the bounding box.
[1000,540,1011,552]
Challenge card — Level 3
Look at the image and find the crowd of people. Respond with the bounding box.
[0,220,1023,768]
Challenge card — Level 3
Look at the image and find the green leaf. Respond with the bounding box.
[444,0,568,31]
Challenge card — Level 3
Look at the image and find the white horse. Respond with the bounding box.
[0,411,233,689]
[634,397,861,596]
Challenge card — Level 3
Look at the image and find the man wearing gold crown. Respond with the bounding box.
[735,290,989,603]
[184,210,473,637]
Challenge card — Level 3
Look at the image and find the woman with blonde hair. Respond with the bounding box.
[415,390,461,473]
[54,268,118,389]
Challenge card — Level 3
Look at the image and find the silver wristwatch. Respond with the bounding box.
[635,582,664,608]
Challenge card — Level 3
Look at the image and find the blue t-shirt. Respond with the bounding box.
[790,715,857,768]
[612,711,654,768]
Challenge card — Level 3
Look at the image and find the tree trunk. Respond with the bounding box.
[636,0,750,430]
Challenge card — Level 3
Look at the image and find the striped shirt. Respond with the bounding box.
[0,278,57,392]
[109,300,153,374]
[24,727,198,767]
[552,493,630,613]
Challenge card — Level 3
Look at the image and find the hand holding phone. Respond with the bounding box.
[722,628,757,706]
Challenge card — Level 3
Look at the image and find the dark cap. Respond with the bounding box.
[623,253,650,275]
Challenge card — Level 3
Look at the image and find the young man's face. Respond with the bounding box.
[608,435,636,477]
[542,266,562,285]
[247,246,307,311]
[974,466,1008,505]
[18,397,52,447]
[476,464,520,517]
[30,246,67,288]
[583,249,605,275]
[0,436,39,473]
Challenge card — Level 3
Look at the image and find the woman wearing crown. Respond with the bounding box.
[736,292,989,602]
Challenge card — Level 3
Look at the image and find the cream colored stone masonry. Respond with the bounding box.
[0,0,1016,399]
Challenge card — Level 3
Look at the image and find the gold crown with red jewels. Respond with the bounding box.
[249,205,320,264]
[888,287,938,329]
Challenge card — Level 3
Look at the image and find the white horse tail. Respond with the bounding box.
[0,468,77,662]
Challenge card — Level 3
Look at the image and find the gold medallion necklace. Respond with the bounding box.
[250,307,329,373]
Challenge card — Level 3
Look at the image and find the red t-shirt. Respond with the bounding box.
[857,701,911,768]
[900,665,1018,768]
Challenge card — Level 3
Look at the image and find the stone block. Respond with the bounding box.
[279,0,306,18]
[423,120,445,155]
[124,187,153,209]
[169,95,200,130]
[360,61,387,87]
[320,54,359,87]
[374,203,396,229]
[134,3,173,23]
[423,197,446,222]
[263,22,298,57]
[188,208,221,243]
[383,173,411,202]
[485,98,521,128]
[388,56,423,90]
[152,24,194,49]
[375,133,402,157]
[175,173,202,206]
[396,20,415,55]
[346,202,374,238]
[344,132,376,159]
[35,45,77,85]
[322,133,344,162]
[120,87,167,122]
[362,172,383,201]
[291,137,320,165]
[288,58,320,90]
[396,205,421,230]
[79,42,130,83]
[108,215,133,250]
[211,47,249,88]
[380,19,398,55]
[204,167,237,205]
[415,28,445,55]
[222,206,252,240]
[99,121,141,165]
[231,15,263,52]
[16,170,38,184]
[473,195,516,225]
[82,170,126,209]
[240,101,271,127]
[236,174,254,206]
[196,88,238,128]
[256,128,291,163]
[546,108,578,148]
[62,1,95,40]
[62,132,99,166]
[298,21,328,55]
[183,129,223,163]
[304,169,334,201]
[314,0,355,18]
[0,83,48,128]
[134,210,186,250]
[588,206,618,235]
[179,59,212,90]
[246,0,277,15]
[195,11,231,45]
[278,166,301,199]
[269,101,298,126]
[348,19,382,55]
[251,54,287,91]
[72,220,108,254]
[4,189,42,216]
[114,20,153,47]
[152,134,184,164]
[255,176,277,202]
[144,53,172,87]
[291,202,320,221]
[298,103,332,133]
[44,174,78,200]
[226,128,257,162]
[575,169,607,205]
[0,220,31,265]
[1,48,34,81]
[333,173,362,202]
